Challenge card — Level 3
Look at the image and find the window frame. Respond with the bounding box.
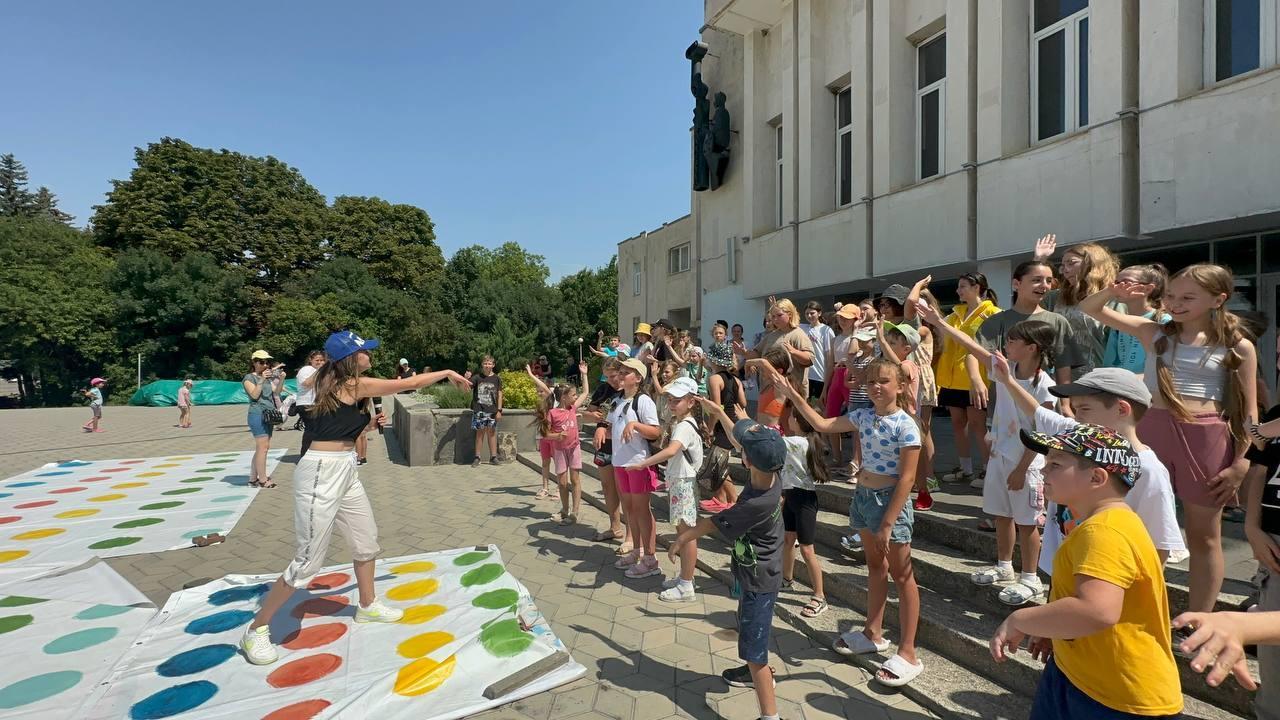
[631,261,642,296]
[915,31,947,181]
[1204,0,1279,85]
[834,86,854,207]
[1030,2,1090,143]
[667,243,691,274]
[775,124,785,228]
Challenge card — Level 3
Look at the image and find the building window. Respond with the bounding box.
[1206,0,1278,83]
[835,87,853,206]
[1032,0,1090,142]
[631,262,641,296]
[916,32,946,180]
[775,124,785,227]
[667,243,691,274]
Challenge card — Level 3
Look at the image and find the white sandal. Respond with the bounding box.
[833,631,890,656]
[875,653,924,687]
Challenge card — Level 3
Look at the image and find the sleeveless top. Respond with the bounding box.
[1142,339,1229,403]
[712,370,742,450]
[306,399,372,443]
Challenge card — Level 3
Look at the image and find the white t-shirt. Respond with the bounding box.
[780,436,816,491]
[803,323,836,382]
[665,417,704,479]
[1033,407,1187,575]
[608,393,659,468]
[295,365,319,406]
[989,367,1055,461]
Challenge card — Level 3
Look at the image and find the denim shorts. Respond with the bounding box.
[247,411,274,438]
[1032,657,1181,720]
[849,484,913,544]
[736,590,778,665]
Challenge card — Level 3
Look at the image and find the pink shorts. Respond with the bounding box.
[614,465,658,494]
[825,366,848,418]
[1138,406,1235,508]
[538,437,555,461]
[553,443,582,475]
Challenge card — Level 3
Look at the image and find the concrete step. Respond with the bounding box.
[528,450,1255,719]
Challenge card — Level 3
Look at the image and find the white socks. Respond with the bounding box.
[996,560,1013,572]
[959,457,973,474]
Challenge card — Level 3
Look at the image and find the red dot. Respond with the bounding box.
[49,487,87,494]
[102,468,129,473]
[291,596,349,619]
[120,460,145,465]
[81,476,109,482]
[281,622,348,650]
[0,516,19,525]
[14,500,55,509]
[260,699,332,720]
[266,653,343,688]
[306,572,351,591]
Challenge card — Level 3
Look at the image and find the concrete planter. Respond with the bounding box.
[391,394,539,466]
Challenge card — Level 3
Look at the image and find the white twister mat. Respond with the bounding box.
[0,450,285,569]
[81,547,584,720]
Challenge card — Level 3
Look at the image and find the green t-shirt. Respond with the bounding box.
[975,307,1082,374]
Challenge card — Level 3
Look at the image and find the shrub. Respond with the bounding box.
[413,383,472,409]
[499,370,539,409]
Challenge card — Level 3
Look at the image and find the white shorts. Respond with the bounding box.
[283,450,381,588]
[982,452,1045,527]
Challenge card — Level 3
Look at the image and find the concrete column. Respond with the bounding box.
[980,258,1013,308]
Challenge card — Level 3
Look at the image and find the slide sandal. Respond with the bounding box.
[875,654,924,687]
[833,631,890,656]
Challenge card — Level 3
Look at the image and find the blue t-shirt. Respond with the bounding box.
[845,407,921,477]
[88,388,103,406]
[1102,310,1171,373]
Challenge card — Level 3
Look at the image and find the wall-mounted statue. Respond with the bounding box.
[686,42,732,192]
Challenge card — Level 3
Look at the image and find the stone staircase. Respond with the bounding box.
[516,443,1259,720]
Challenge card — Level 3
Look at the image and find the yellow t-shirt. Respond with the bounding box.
[934,300,999,391]
[1049,506,1182,716]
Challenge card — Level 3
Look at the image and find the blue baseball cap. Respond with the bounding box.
[324,330,381,362]
[732,419,787,472]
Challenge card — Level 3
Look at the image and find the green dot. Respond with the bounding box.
[181,477,213,484]
[0,614,34,635]
[43,627,118,654]
[0,597,46,608]
[460,563,504,587]
[453,551,492,566]
[195,468,221,473]
[206,459,235,464]
[480,619,533,657]
[140,501,184,510]
[161,487,202,496]
[114,518,163,529]
[471,589,518,610]
[74,604,132,620]
[88,537,141,550]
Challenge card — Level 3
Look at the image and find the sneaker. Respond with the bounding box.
[661,575,682,590]
[357,457,368,465]
[998,578,1045,606]
[490,457,500,466]
[840,533,862,550]
[241,625,278,665]
[969,474,985,489]
[925,476,941,493]
[625,559,661,579]
[471,458,480,468]
[614,552,640,569]
[913,490,934,512]
[658,583,697,603]
[941,468,967,482]
[355,598,404,623]
[722,664,775,688]
[971,565,1016,586]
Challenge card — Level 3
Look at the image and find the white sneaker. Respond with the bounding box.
[840,533,862,550]
[355,597,404,623]
[658,582,697,603]
[661,575,682,590]
[971,565,1016,586]
[241,625,278,665]
[969,474,985,489]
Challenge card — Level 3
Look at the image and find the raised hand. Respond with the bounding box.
[1112,281,1155,304]
[991,352,1012,383]
[1033,233,1057,261]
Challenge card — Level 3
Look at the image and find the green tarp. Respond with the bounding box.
[128,379,298,407]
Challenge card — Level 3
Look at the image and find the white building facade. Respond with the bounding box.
[621,0,1280,385]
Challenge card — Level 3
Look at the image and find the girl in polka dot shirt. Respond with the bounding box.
[770,359,925,687]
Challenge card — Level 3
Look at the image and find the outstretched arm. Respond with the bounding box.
[573,363,591,409]
[767,367,855,434]
[525,364,551,397]
[355,370,470,399]
[1080,285,1162,346]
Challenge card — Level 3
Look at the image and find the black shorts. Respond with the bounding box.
[781,488,818,545]
[937,387,973,409]
[807,379,825,400]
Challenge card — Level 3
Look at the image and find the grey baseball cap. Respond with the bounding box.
[1048,367,1152,408]
[732,419,787,472]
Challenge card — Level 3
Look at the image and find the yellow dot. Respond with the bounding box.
[164,457,193,461]
[111,482,148,489]
[385,579,440,601]
[12,528,65,541]
[400,605,447,625]
[56,509,100,519]
[394,654,455,697]
[0,550,30,564]
[136,472,165,478]
[89,494,127,502]
[152,463,180,468]
[397,631,454,659]
[390,561,436,574]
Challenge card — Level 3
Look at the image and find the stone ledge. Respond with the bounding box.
[391,394,540,466]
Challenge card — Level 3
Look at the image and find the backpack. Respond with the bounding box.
[619,399,699,465]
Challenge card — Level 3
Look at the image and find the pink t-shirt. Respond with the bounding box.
[177,386,191,408]
[901,359,920,415]
[549,408,579,449]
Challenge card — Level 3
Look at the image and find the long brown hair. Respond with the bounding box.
[1059,243,1120,306]
[311,354,364,415]
[1153,263,1249,449]
[788,407,831,484]
[1119,263,1168,310]
[531,383,567,436]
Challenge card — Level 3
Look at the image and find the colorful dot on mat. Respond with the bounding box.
[12,528,66,541]
[206,459,235,464]
[184,609,254,635]
[480,618,534,657]
[162,488,202,496]
[75,604,133,620]
[399,604,447,625]
[206,584,269,606]
[152,464,180,468]
[194,468,221,473]
[385,578,440,601]
[389,561,436,574]
[210,495,247,503]
[459,563,504,587]
[81,477,109,482]
[88,536,142,550]
[136,472,165,478]
[265,653,342,689]
[34,471,71,477]
[452,550,492,566]
[281,622,347,650]
[6,482,44,488]
[0,614,35,634]
[306,572,350,591]
[471,588,519,610]
[181,529,222,540]
[111,482,148,490]
[163,457,193,461]
[120,460,145,465]
[128,680,217,720]
[261,699,332,720]
[0,596,46,608]
[290,596,350,620]
[0,551,30,564]
[393,654,456,697]
[0,517,19,525]
[88,494,127,502]
[14,500,55,509]
[0,494,9,500]
[114,518,163,529]
[48,487,87,494]
[101,468,129,473]
[0,670,82,710]
[195,510,234,519]
[56,508,99,520]
[139,501,183,510]
[156,644,237,677]
[57,461,91,467]
[43,626,119,654]
[180,477,213,484]
[396,630,454,659]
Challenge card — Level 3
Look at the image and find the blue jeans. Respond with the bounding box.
[736,591,778,665]
[849,484,913,544]
[1031,658,1181,720]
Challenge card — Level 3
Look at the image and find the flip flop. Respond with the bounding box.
[875,654,924,687]
[591,529,622,543]
[833,631,890,656]
[976,518,996,532]
[250,479,278,489]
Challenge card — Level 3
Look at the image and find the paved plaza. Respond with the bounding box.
[0,404,935,720]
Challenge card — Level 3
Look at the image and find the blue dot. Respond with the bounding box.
[206,584,269,607]
[183,610,254,635]
[58,461,91,467]
[879,439,890,446]
[156,645,237,677]
[0,493,9,499]
[6,481,44,488]
[129,680,218,719]
[35,471,72,477]
[75,604,134,620]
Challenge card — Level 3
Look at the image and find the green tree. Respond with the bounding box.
[557,255,619,340]
[0,154,34,217]
[471,316,536,371]
[327,196,445,299]
[91,138,329,291]
[31,187,74,225]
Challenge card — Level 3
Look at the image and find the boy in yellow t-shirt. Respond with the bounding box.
[990,424,1182,719]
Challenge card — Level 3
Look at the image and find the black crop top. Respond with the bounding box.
[305,399,371,443]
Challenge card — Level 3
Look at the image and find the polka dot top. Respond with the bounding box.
[845,407,921,478]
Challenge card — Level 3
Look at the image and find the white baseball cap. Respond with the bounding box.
[664,377,700,398]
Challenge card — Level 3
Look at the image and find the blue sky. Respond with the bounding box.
[4,2,701,279]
